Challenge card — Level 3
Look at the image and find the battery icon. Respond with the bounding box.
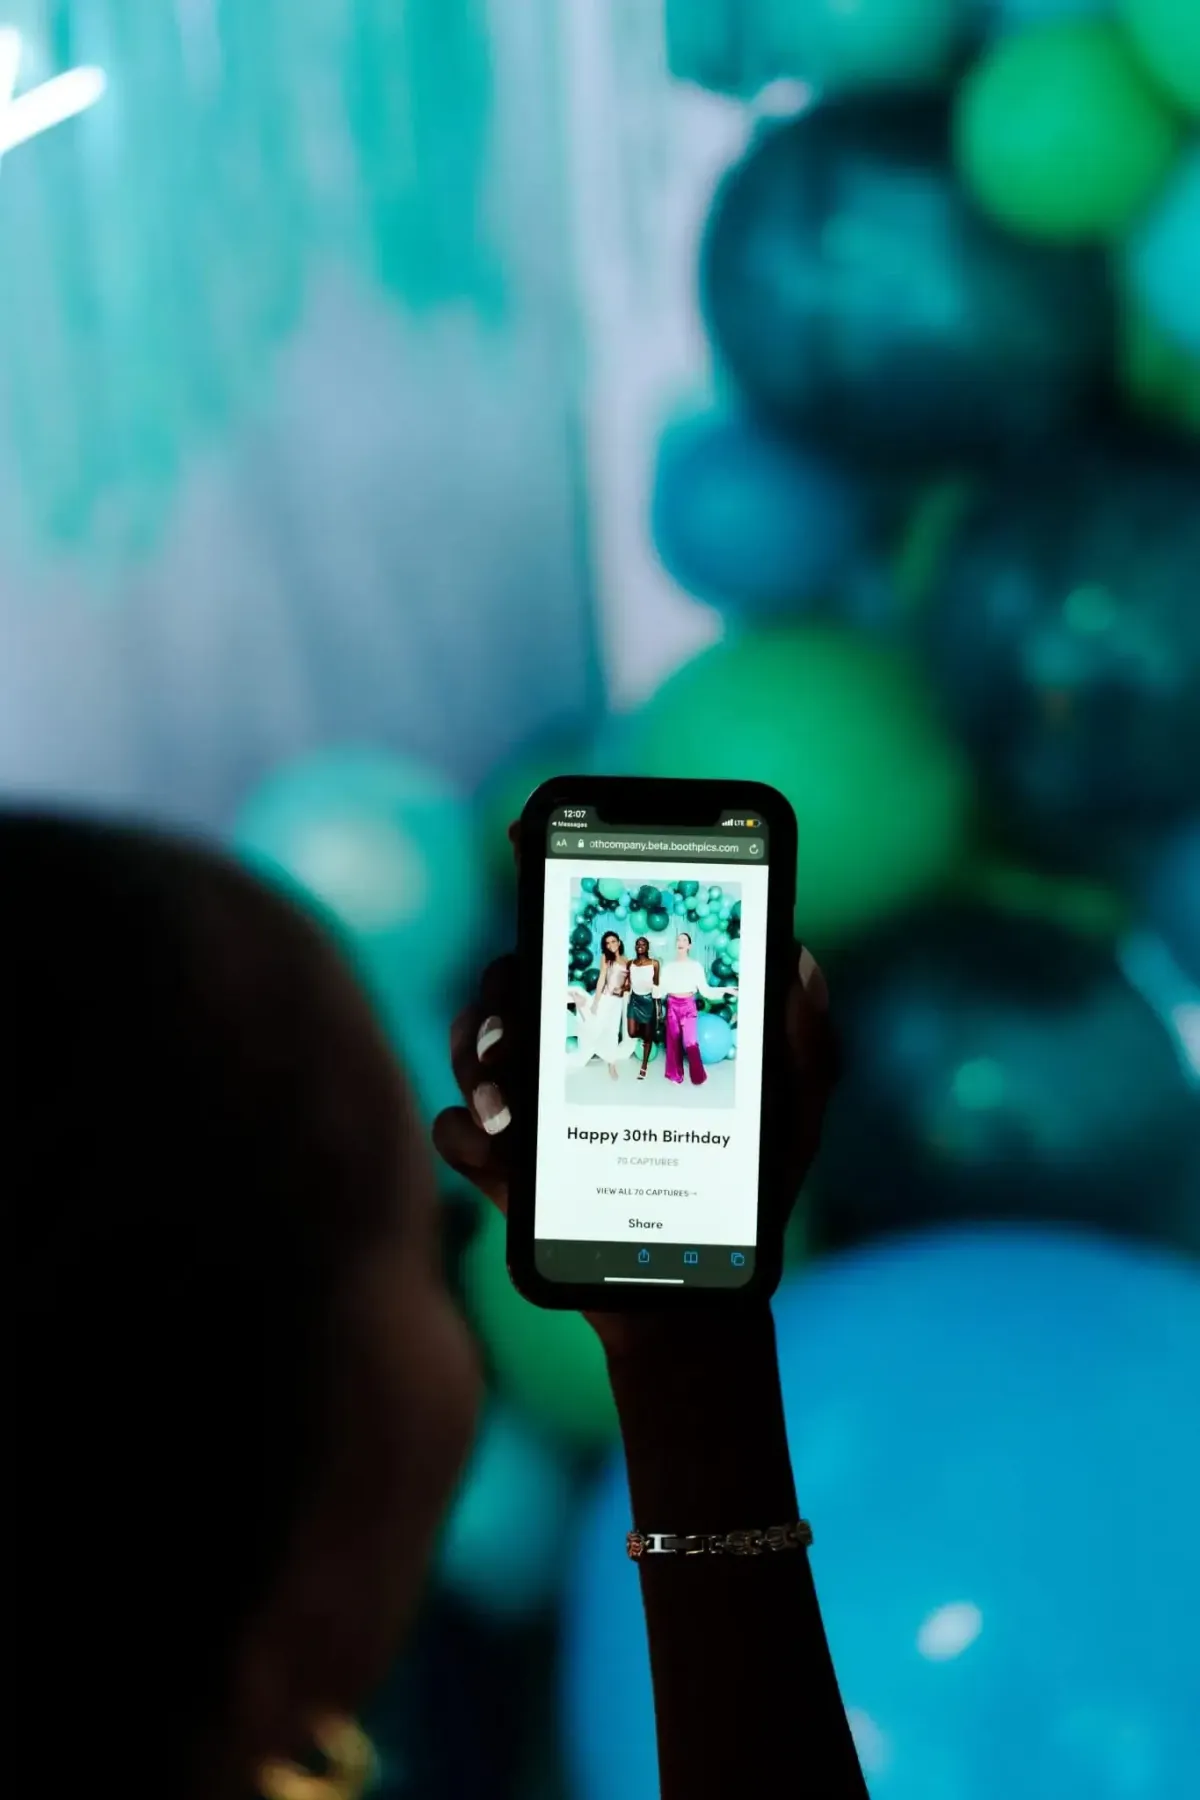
[746,818,757,828]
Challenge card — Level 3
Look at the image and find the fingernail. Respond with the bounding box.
[799,948,829,1010]
[472,1082,511,1136]
[477,1015,504,1060]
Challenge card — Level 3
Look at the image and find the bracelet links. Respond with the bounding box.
[626,1519,813,1560]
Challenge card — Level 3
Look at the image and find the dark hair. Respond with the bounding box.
[677,931,692,947]
[601,932,624,962]
[9,811,399,1786]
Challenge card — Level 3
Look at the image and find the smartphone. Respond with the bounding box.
[507,776,798,1309]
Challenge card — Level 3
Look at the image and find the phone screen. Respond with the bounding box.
[533,806,772,1289]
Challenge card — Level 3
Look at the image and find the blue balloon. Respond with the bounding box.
[232,749,483,1011]
[694,1011,733,1064]
[1129,150,1200,362]
[565,1228,1200,1800]
[438,1408,575,1621]
[1143,818,1200,985]
[651,412,865,614]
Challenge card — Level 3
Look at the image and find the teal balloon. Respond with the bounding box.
[648,909,670,932]
[764,0,968,90]
[694,1012,734,1064]
[570,925,592,949]
[232,750,483,1020]
[628,909,650,937]
[680,880,700,898]
[597,878,624,900]
[716,932,730,948]
[708,885,722,900]
[439,1408,575,1621]
[1127,150,1200,361]
[614,906,629,920]
[581,877,598,892]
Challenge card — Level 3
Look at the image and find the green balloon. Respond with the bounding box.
[763,0,966,92]
[597,878,624,900]
[680,880,700,898]
[463,1208,617,1445]
[955,21,1182,241]
[648,908,671,932]
[618,628,971,944]
[628,909,650,936]
[1120,0,1200,117]
[581,877,597,892]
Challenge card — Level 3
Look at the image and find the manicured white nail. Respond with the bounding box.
[799,948,829,1010]
[473,1082,511,1136]
[477,1015,504,1060]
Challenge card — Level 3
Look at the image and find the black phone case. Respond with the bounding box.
[505,775,798,1312]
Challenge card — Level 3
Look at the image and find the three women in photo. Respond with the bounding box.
[567,922,736,1086]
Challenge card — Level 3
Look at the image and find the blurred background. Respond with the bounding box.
[3,2,1199,1796]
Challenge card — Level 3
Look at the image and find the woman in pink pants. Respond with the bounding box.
[656,932,737,1086]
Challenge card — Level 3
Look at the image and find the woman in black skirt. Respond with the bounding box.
[625,935,662,1081]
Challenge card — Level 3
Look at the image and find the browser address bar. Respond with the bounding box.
[548,834,766,861]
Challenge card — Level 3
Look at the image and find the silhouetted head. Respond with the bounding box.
[9,812,479,1800]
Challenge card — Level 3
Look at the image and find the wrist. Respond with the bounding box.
[605,1307,797,1530]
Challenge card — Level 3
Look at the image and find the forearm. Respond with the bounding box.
[608,1310,867,1800]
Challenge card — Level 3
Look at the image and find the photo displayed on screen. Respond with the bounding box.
[564,877,741,1109]
[535,849,770,1279]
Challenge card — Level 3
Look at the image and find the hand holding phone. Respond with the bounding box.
[434,779,837,1316]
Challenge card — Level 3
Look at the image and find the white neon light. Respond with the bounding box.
[0,27,106,158]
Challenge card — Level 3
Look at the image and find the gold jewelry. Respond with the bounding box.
[259,1717,376,1800]
[626,1519,814,1560]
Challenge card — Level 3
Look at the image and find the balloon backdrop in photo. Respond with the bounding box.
[651,412,865,616]
[955,21,1181,241]
[1119,0,1200,116]
[758,0,967,90]
[924,440,1200,839]
[814,907,1199,1256]
[438,1407,576,1621]
[701,97,1114,460]
[1142,819,1200,984]
[614,627,973,944]
[694,1012,734,1065]
[1126,150,1200,361]
[232,749,484,1015]
[463,1207,617,1445]
[565,1227,1200,1800]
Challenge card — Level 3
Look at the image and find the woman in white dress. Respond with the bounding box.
[570,931,632,1080]
[655,931,736,1087]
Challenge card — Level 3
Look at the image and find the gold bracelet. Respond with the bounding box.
[626,1519,813,1560]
